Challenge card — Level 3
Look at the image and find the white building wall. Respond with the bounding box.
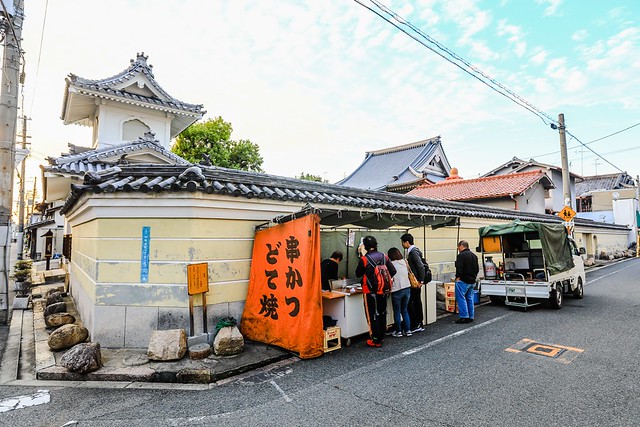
[94,102,172,149]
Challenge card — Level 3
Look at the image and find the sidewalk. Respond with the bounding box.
[0,278,292,388]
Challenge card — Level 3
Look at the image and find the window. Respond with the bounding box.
[122,119,150,141]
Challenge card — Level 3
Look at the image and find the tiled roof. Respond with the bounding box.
[336,136,449,190]
[61,52,205,118]
[45,133,189,175]
[575,173,636,196]
[482,156,582,179]
[54,162,627,232]
[408,170,553,201]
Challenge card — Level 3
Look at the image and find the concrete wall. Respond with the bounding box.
[591,188,636,212]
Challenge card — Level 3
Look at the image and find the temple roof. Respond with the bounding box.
[482,156,582,179]
[61,52,205,137]
[336,136,451,191]
[53,162,628,233]
[408,170,554,201]
[575,172,636,197]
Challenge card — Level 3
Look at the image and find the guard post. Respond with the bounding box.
[187,263,209,336]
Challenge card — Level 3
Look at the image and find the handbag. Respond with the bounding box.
[406,260,422,288]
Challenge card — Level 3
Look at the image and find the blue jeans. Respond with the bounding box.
[391,287,411,333]
[455,281,475,319]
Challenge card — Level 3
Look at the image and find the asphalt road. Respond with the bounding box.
[1,258,639,427]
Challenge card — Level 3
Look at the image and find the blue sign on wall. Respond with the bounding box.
[140,226,151,283]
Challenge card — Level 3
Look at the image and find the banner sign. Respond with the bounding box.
[241,214,323,359]
[140,226,150,283]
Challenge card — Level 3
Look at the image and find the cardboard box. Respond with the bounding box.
[323,326,341,353]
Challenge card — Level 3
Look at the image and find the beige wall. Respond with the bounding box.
[591,188,636,211]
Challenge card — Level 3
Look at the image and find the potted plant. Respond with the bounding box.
[12,259,33,294]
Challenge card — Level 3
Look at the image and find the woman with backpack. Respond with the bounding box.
[355,236,396,348]
[387,247,412,337]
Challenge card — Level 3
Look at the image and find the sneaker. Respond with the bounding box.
[410,323,425,333]
[366,339,382,348]
[454,318,472,324]
[391,331,403,338]
[404,330,413,337]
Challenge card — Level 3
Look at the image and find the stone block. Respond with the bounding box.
[46,292,64,306]
[44,302,67,317]
[48,324,89,351]
[213,326,244,356]
[125,306,159,348]
[45,312,76,328]
[158,307,189,331]
[228,301,245,323]
[147,329,187,361]
[93,305,126,348]
[60,342,102,374]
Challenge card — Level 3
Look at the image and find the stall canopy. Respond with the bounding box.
[478,219,575,275]
[264,203,459,230]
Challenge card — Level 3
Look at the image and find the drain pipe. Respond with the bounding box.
[509,194,519,210]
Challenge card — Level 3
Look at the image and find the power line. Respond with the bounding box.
[354,0,625,173]
[28,0,49,115]
[527,120,640,159]
[352,0,555,126]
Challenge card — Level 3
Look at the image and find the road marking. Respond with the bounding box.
[270,380,293,402]
[506,339,583,364]
[586,262,638,286]
[403,314,511,356]
[0,389,50,413]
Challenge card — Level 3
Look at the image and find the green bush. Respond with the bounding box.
[13,260,33,282]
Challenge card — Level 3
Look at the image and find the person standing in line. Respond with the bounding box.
[387,247,412,337]
[454,240,479,324]
[320,251,343,291]
[400,233,425,333]
[356,236,396,348]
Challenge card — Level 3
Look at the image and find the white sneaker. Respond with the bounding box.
[391,331,403,338]
[410,323,425,333]
[404,330,413,337]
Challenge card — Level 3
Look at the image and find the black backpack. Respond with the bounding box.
[414,248,432,284]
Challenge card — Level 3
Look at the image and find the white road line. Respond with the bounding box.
[586,262,638,285]
[403,314,511,355]
[270,380,293,403]
[0,389,50,413]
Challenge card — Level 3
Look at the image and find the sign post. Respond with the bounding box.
[558,206,577,238]
[187,263,209,336]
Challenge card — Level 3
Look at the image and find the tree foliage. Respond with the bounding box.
[296,172,327,183]
[172,117,264,172]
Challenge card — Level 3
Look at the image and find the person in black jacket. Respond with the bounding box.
[454,240,479,324]
[320,251,343,291]
[356,236,396,347]
[401,233,426,333]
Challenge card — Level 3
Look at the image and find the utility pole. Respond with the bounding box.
[0,0,24,323]
[557,113,571,207]
[17,114,28,260]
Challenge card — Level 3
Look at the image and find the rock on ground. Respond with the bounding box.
[147,329,187,361]
[44,302,67,317]
[48,324,89,351]
[46,292,64,306]
[60,342,102,374]
[213,326,244,356]
[45,312,76,329]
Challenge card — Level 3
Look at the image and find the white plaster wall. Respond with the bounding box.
[95,102,171,149]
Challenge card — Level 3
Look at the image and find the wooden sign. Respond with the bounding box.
[187,263,209,295]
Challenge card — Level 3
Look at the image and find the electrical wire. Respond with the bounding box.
[355,0,625,173]
[28,0,49,116]
[352,0,555,127]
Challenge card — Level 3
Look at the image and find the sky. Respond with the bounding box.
[16,0,640,187]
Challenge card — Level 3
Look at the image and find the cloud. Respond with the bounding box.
[535,0,563,16]
[442,0,492,44]
[497,19,527,58]
[572,29,588,42]
[529,48,549,66]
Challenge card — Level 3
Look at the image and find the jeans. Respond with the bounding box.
[391,287,411,333]
[455,280,475,319]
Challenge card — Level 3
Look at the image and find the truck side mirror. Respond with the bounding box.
[579,247,586,255]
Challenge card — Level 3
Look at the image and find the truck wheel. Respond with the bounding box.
[489,296,505,305]
[550,284,563,309]
[572,278,584,299]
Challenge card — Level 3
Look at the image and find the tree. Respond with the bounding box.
[296,172,328,183]
[172,117,264,172]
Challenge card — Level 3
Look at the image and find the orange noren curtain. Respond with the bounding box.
[240,214,323,359]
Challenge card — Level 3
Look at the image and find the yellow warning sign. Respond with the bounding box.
[187,263,209,295]
[558,205,577,222]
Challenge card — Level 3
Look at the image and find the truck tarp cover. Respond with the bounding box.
[478,220,574,276]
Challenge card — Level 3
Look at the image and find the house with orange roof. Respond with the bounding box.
[408,169,554,214]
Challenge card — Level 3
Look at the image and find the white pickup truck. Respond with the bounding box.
[478,220,585,310]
